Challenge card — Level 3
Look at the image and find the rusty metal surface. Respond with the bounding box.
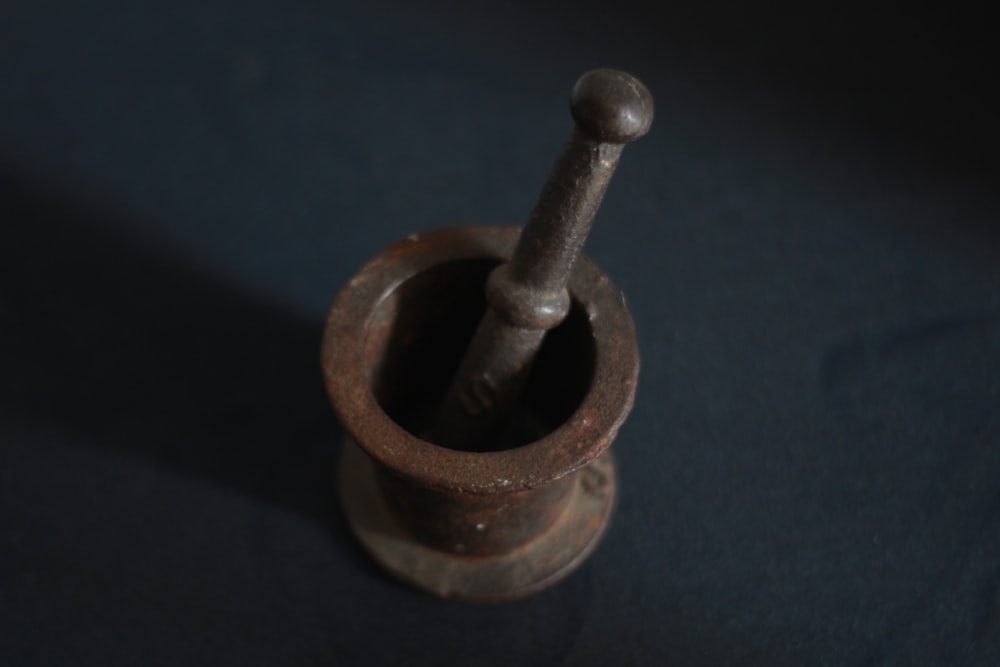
[321,69,650,601]
[432,68,653,451]
[322,226,638,600]
[323,226,637,493]
[339,437,617,602]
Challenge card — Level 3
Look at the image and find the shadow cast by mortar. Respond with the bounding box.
[0,163,371,567]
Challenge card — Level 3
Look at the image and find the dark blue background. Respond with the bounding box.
[2,2,998,664]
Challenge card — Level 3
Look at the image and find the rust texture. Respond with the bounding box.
[322,69,652,601]
[432,68,654,452]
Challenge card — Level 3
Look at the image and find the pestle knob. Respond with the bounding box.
[432,68,653,450]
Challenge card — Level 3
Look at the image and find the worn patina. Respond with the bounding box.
[322,69,652,601]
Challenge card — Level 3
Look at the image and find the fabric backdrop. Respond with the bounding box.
[1,2,997,665]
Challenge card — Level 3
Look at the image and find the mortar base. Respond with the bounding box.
[339,438,617,602]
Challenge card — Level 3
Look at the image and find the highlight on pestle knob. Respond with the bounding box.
[570,68,654,144]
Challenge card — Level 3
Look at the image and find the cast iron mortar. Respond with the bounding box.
[322,69,652,601]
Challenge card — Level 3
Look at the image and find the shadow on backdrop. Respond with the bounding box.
[0,163,363,553]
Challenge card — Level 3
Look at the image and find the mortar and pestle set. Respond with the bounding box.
[322,68,653,601]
